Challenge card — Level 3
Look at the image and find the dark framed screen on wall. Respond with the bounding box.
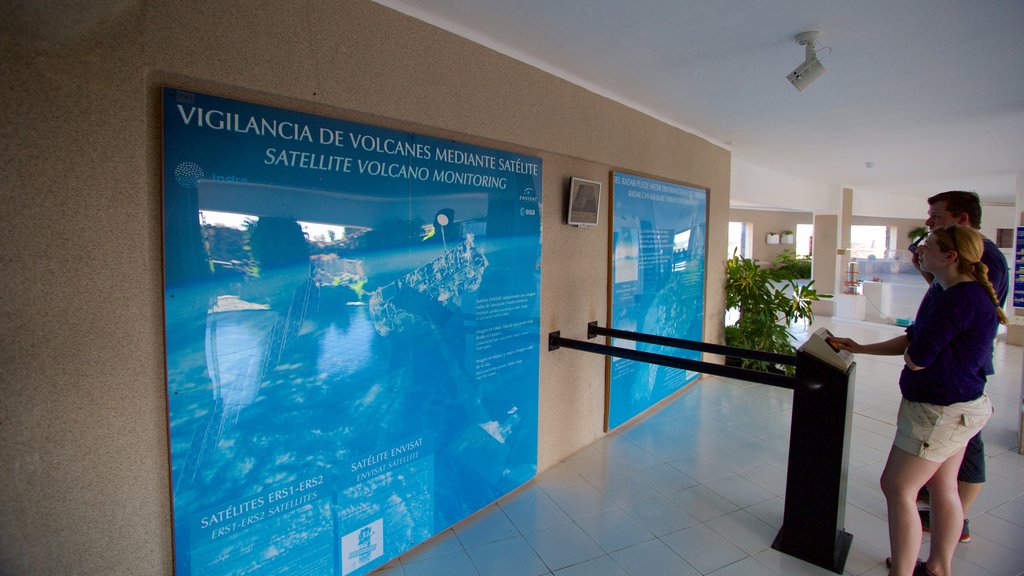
[161,88,542,576]
[567,177,601,226]
[608,172,707,429]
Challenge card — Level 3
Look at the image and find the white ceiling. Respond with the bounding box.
[376,0,1024,209]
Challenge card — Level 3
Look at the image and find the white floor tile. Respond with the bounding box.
[752,546,851,576]
[988,452,1024,484]
[588,472,659,507]
[969,510,1024,549]
[704,473,777,508]
[844,477,886,513]
[552,555,628,576]
[402,549,478,576]
[705,509,778,555]
[988,493,1024,527]
[706,556,775,576]
[547,482,615,519]
[565,452,627,485]
[370,559,405,575]
[574,507,655,553]
[521,521,605,571]
[665,484,740,522]
[535,464,588,493]
[948,556,1000,576]
[609,539,701,576]
[843,508,895,556]
[667,452,734,483]
[966,477,1024,516]
[498,485,572,534]
[660,524,747,574]
[621,495,701,536]
[399,529,463,563]
[841,535,890,576]
[738,463,787,497]
[465,536,550,576]
[744,496,785,530]
[453,505,519,549]
[634,462,700,494]
[951,530,1024,575]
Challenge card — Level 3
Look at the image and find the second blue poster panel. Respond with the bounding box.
[609,172,707,429]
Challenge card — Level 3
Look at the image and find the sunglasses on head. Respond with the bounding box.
[942,225,959,254]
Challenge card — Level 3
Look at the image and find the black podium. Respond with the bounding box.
[771,348,855,574]
[548,323,856,574]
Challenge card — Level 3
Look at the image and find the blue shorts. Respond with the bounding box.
[958,432,985,484]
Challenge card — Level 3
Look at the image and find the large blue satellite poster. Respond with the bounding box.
[161,88,542,575]
[608,172,706,429]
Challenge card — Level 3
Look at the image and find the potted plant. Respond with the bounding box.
[781,229,795,244]
[772,248,811,280]
[908,225,928,245]
[766,232,780,245]
[725,250,830,375]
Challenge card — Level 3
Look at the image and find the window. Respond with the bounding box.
[996,228,1014,249]
[796,224,814,256]
[850,225,888,259]
[728,222,751,258]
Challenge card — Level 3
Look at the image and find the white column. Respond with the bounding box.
[811,213,838,316]
[838,187,854,293]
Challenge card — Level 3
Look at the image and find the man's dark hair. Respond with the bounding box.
[928,190,982,229]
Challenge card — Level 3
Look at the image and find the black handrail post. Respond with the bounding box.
[771,349,856,574]
[548,330,562,351]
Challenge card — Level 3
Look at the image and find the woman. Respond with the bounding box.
[830,225,1004,576]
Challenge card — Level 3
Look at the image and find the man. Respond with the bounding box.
[912,191,1008,544]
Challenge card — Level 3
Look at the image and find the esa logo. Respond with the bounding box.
[519,187,538,216]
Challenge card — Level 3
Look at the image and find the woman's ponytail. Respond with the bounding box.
[973,261,1008,325]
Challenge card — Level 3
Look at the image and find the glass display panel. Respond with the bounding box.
[162,88,542,576]
[608,172,706,429]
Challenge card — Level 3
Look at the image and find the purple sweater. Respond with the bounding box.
[901,281,997,405]
[916,238,1008,375]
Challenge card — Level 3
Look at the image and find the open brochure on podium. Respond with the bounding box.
[799,327,855,371]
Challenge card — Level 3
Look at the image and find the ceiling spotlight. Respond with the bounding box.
[787,31,826,92]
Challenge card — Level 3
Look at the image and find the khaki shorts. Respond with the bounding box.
[894,395,993,462]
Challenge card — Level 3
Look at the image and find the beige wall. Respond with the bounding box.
[0,1,730,573]
[728,208,812,263]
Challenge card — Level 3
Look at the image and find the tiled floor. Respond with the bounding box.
[379,317,1024,575]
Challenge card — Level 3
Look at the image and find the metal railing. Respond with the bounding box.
[548,321,801,390]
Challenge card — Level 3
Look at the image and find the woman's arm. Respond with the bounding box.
[828,334,908,355]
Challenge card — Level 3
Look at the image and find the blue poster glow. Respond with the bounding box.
[608,172,706,429]
[1014,226,1024,307]
[161,88,541,575]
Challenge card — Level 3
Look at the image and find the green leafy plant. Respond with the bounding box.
[724,250,830,375]
[908,226,928,243]
[771,248,811,280]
